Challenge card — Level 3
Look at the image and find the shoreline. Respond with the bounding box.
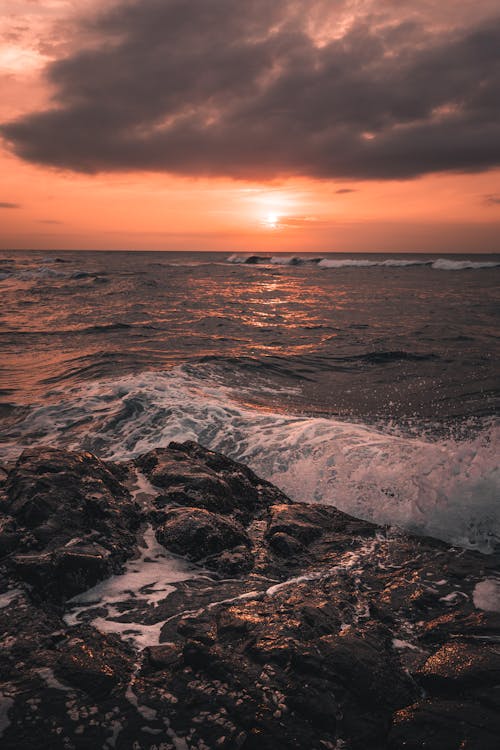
[1,442,499,748]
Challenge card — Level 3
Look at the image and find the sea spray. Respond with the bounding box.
[2,366,498,552]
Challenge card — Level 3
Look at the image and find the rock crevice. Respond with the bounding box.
[0,442,499,749]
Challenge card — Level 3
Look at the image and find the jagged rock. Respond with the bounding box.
[205,544,255,574]
[11,542,113,598]
[0,442,499,750]
[389,699,500,750]
[268,530,306,556]
[5,447,132,535]
[156,506,250,560]
[266,503,325,544]
[137,440,290,522]
[145,643,181,669]
[54,628,132,699]
[417,641,500,690]
[0,516,20,558]
[3,447,141,598]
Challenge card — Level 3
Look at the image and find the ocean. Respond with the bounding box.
[1,250,499,552]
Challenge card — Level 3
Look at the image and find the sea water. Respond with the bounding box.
[1,250,498,551]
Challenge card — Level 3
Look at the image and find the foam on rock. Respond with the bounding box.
[0,442,499,749]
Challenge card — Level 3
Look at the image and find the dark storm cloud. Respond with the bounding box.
[1,0,500,180]
[0,202,20,208]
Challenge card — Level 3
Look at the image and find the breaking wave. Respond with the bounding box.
[2,367,498,553]
[226,254,500,270]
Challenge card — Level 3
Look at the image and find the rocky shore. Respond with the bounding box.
[1,442,499,749]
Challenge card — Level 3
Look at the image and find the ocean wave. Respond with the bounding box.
[1,367,498,553]
[431,259,500,271]
[271,255,325,265]
[226,254,500,270]
[318,258,431,268]
[0,265,102,281]
[226,254,270,264]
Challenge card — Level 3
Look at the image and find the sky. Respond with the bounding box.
[0,0,499,253]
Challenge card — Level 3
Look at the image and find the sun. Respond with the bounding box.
[245,189,296,230]
[263,212,280,229]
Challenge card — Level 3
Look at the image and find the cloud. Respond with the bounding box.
[0,202,20,208]
[1,0,500,181]
[335,189,357,194]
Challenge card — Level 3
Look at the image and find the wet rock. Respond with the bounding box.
[145,643,181,669]
[216,606,259,637]
[177,614,217,644]
[3,447,141,599]
[55,628,132,699]
[417,641,500,691]
[137,440,290,522]
[0,442,499,750]
[389,699,500,750]
[268,530,306,556]
[266,504,325,544]
[318,629,416,709]
[156,506,250,560]
[6,447,131,534]
[0,516,20,558]
[0,465,8,488]
[420,610,500,644]
[205,544,255,574]
[11,542,113,599]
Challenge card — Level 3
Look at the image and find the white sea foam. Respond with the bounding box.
[270,255,302,265]
[319,258,378,268]
[473,578,500,612]
[64,525,201,649]
[318,258,499,270]
[36,667,72,692]
[226,254,254,263]
[226,254,500,269]
[431,259,500,271]
[3,367,498,553]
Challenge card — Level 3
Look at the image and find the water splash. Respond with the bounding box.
[2,366,498,552]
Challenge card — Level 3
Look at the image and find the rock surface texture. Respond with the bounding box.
[0,441,499,749]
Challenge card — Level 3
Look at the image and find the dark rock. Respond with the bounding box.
[417,642,500,690]
[145,643,181,669]
[0,442,499,750]
[156,506,250,560]
[389,699,500,750]
[177,614,216,644]
[206,544,255,574]
[0,516,20,558]
[4,447,141,599]
[137,440,290,522]
[6,447,131,533]
[11,542,113,599]
[55,629,132,699]
[266,503,325,544]
[268,530,306,556]
[420,610,500,644]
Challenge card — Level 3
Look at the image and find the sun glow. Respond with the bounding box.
[264,212,280,229]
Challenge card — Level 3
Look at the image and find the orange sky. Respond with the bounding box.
[1,0,499,253]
